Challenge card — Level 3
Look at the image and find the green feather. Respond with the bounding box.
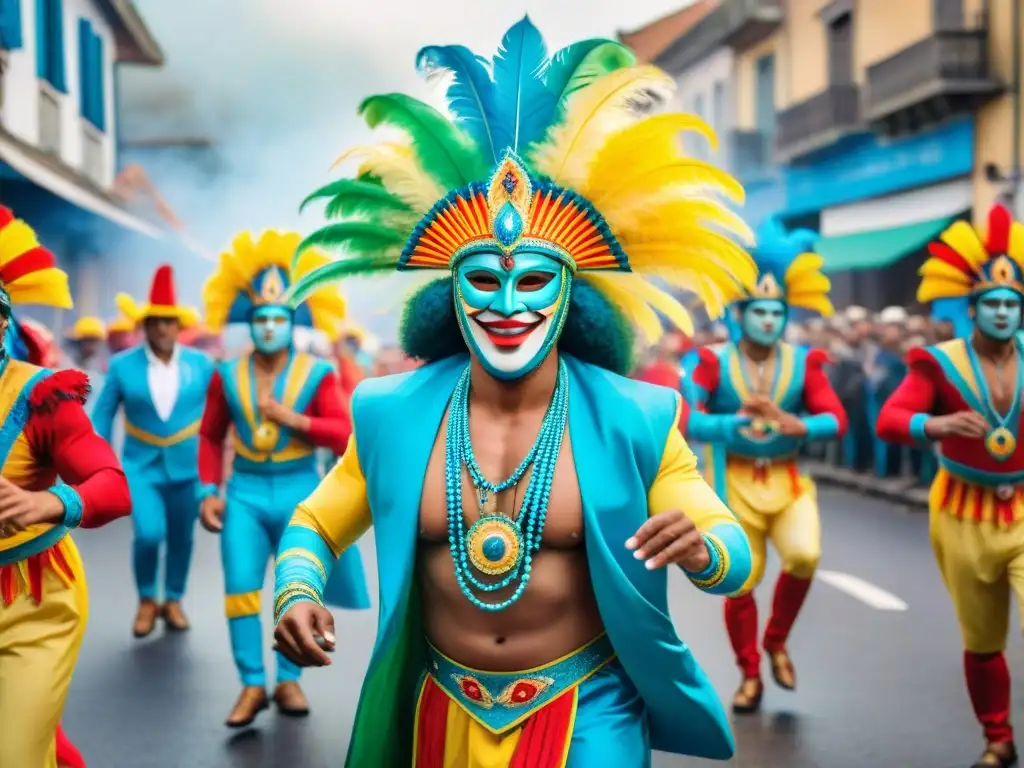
[299,177,408,216]
[358,93,489,190]
[298,221,407,257]
[284,256,398,308]
[545,40,636,112]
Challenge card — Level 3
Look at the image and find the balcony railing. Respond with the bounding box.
[37,81,62,156]
[776,84,861,163]
[657,0,782,74]
[81,121,104,187]
[865,29,1002,133]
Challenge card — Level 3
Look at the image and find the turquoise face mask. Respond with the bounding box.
[249,306,293,354]
[453,249,571,380]
[740,298,787,346]
[973,287,1023,341]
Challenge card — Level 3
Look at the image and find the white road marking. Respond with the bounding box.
[816,569,909,612]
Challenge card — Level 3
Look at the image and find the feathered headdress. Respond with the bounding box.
[202,230,346,338]
[918,204,1024,303]
[286,16,755,349]
[741,215,833,317]
[0,207,73,315]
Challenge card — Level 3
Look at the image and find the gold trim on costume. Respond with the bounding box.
[276,547,328,583]
[224,590,261,618]
[124,419,201,448]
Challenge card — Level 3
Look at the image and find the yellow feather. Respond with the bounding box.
[332,143,444,214]
[0,220,41,265]
[580,272,681,342]
[590,162,744,213]
[784,253,825,281]
[6,268,73,309]
[1009,222,1024,267]
[529,65,675,190]
[583,113,716,197]
[918,277,973,303]
[940,221,989,269]
[786,293,835,316]
[786,272,831,296]
[918,259,975,282]
[614,200,754,248]
[115,293,143,322]
[618,227,757,288]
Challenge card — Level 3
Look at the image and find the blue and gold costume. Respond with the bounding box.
[198,230,369,721]
[273,17,756,766]
[91,265,212,628]
[684,216,847,712]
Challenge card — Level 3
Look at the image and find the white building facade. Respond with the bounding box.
[671,46,736,170]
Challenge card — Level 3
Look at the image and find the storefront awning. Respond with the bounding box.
[816,215,958,273]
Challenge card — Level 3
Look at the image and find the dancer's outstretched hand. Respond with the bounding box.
[626,510,710,571]
[275,602,336,667]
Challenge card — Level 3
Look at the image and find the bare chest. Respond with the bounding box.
[975,355,1019,416]
[419,409,583,549]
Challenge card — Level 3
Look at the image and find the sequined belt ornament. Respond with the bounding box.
[425,633,615,734]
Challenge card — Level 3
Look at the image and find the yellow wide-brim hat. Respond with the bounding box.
[66,316,107,341]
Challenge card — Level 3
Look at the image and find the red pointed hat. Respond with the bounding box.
[117,264,197,326]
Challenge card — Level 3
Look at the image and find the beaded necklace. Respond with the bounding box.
[445,359,569,611]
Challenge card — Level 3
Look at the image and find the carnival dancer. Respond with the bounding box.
[197,229,369,727]
[272,18,757,765]
[106,314,138,357]
[876,203,1024,768]
[684,215,846,714]
[0,207,132,768]
[91,266,213,638]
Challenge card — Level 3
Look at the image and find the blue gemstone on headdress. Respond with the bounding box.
[494,201,524,247]
[502,171,518,194]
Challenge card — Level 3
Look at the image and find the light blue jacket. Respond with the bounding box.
[344,354,744,765]
[91,345,214,483]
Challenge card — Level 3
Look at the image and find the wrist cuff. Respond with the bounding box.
[50,484,84,529]
[196,483,219,503]
[684,533,726,589]
[909,413,930,444]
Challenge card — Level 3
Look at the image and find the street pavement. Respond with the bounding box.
[62,488,1016,768]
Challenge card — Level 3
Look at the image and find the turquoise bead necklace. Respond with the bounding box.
[445,359,569,611]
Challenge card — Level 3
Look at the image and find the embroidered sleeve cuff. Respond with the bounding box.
[801,413,840,442]
[909,413,931,445]
[49,484,85,529]
[273,582,325,625]
[196,483,219,503]
[684,533,727,590]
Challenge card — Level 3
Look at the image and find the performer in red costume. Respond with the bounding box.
[0,208,132,768]
[877,204,1024,768]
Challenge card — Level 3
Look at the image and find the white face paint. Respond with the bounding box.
[463,309,552,377]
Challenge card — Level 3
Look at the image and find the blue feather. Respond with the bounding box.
[491,16,557,154]
[751,215,820,281]
[415,44,502,164]
[545,38,636,105]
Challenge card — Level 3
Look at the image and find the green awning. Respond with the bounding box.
[817,215,959,273]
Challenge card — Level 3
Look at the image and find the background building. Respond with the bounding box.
[638,0,1017,312]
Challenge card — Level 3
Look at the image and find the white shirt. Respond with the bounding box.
[145,344,181,422]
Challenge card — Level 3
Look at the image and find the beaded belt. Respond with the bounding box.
[426,633,615,734]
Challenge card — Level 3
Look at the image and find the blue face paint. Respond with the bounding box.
[453,249,571,380]
[973,287,1023,341]
[740,299,787,346]
[249,305,293,354]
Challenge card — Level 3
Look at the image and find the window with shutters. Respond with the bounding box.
[827,14,854,85]
[35,0,66,92]
[78,18,105,131]
[932,0,963,30]
[0,0,24,50]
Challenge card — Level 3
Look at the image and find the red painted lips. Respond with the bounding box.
[475,317,542,348]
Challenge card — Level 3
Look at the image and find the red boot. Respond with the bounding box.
[763,572,813,690]
[56,723,86,768]
[964,651,1016,767]
[724,593,762,713]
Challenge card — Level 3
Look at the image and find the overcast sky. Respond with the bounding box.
[119,0,695,339]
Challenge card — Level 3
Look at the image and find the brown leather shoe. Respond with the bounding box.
[273,681,310,717]
[225,686,269,728]
[731,677,763,714]
[973,741,1018,768]
[768,648,796,690]
[161,600,190,631]
[133,599,160,638]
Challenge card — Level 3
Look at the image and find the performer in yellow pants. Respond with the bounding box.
[685,217,846,714]
[0,207,132,768]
